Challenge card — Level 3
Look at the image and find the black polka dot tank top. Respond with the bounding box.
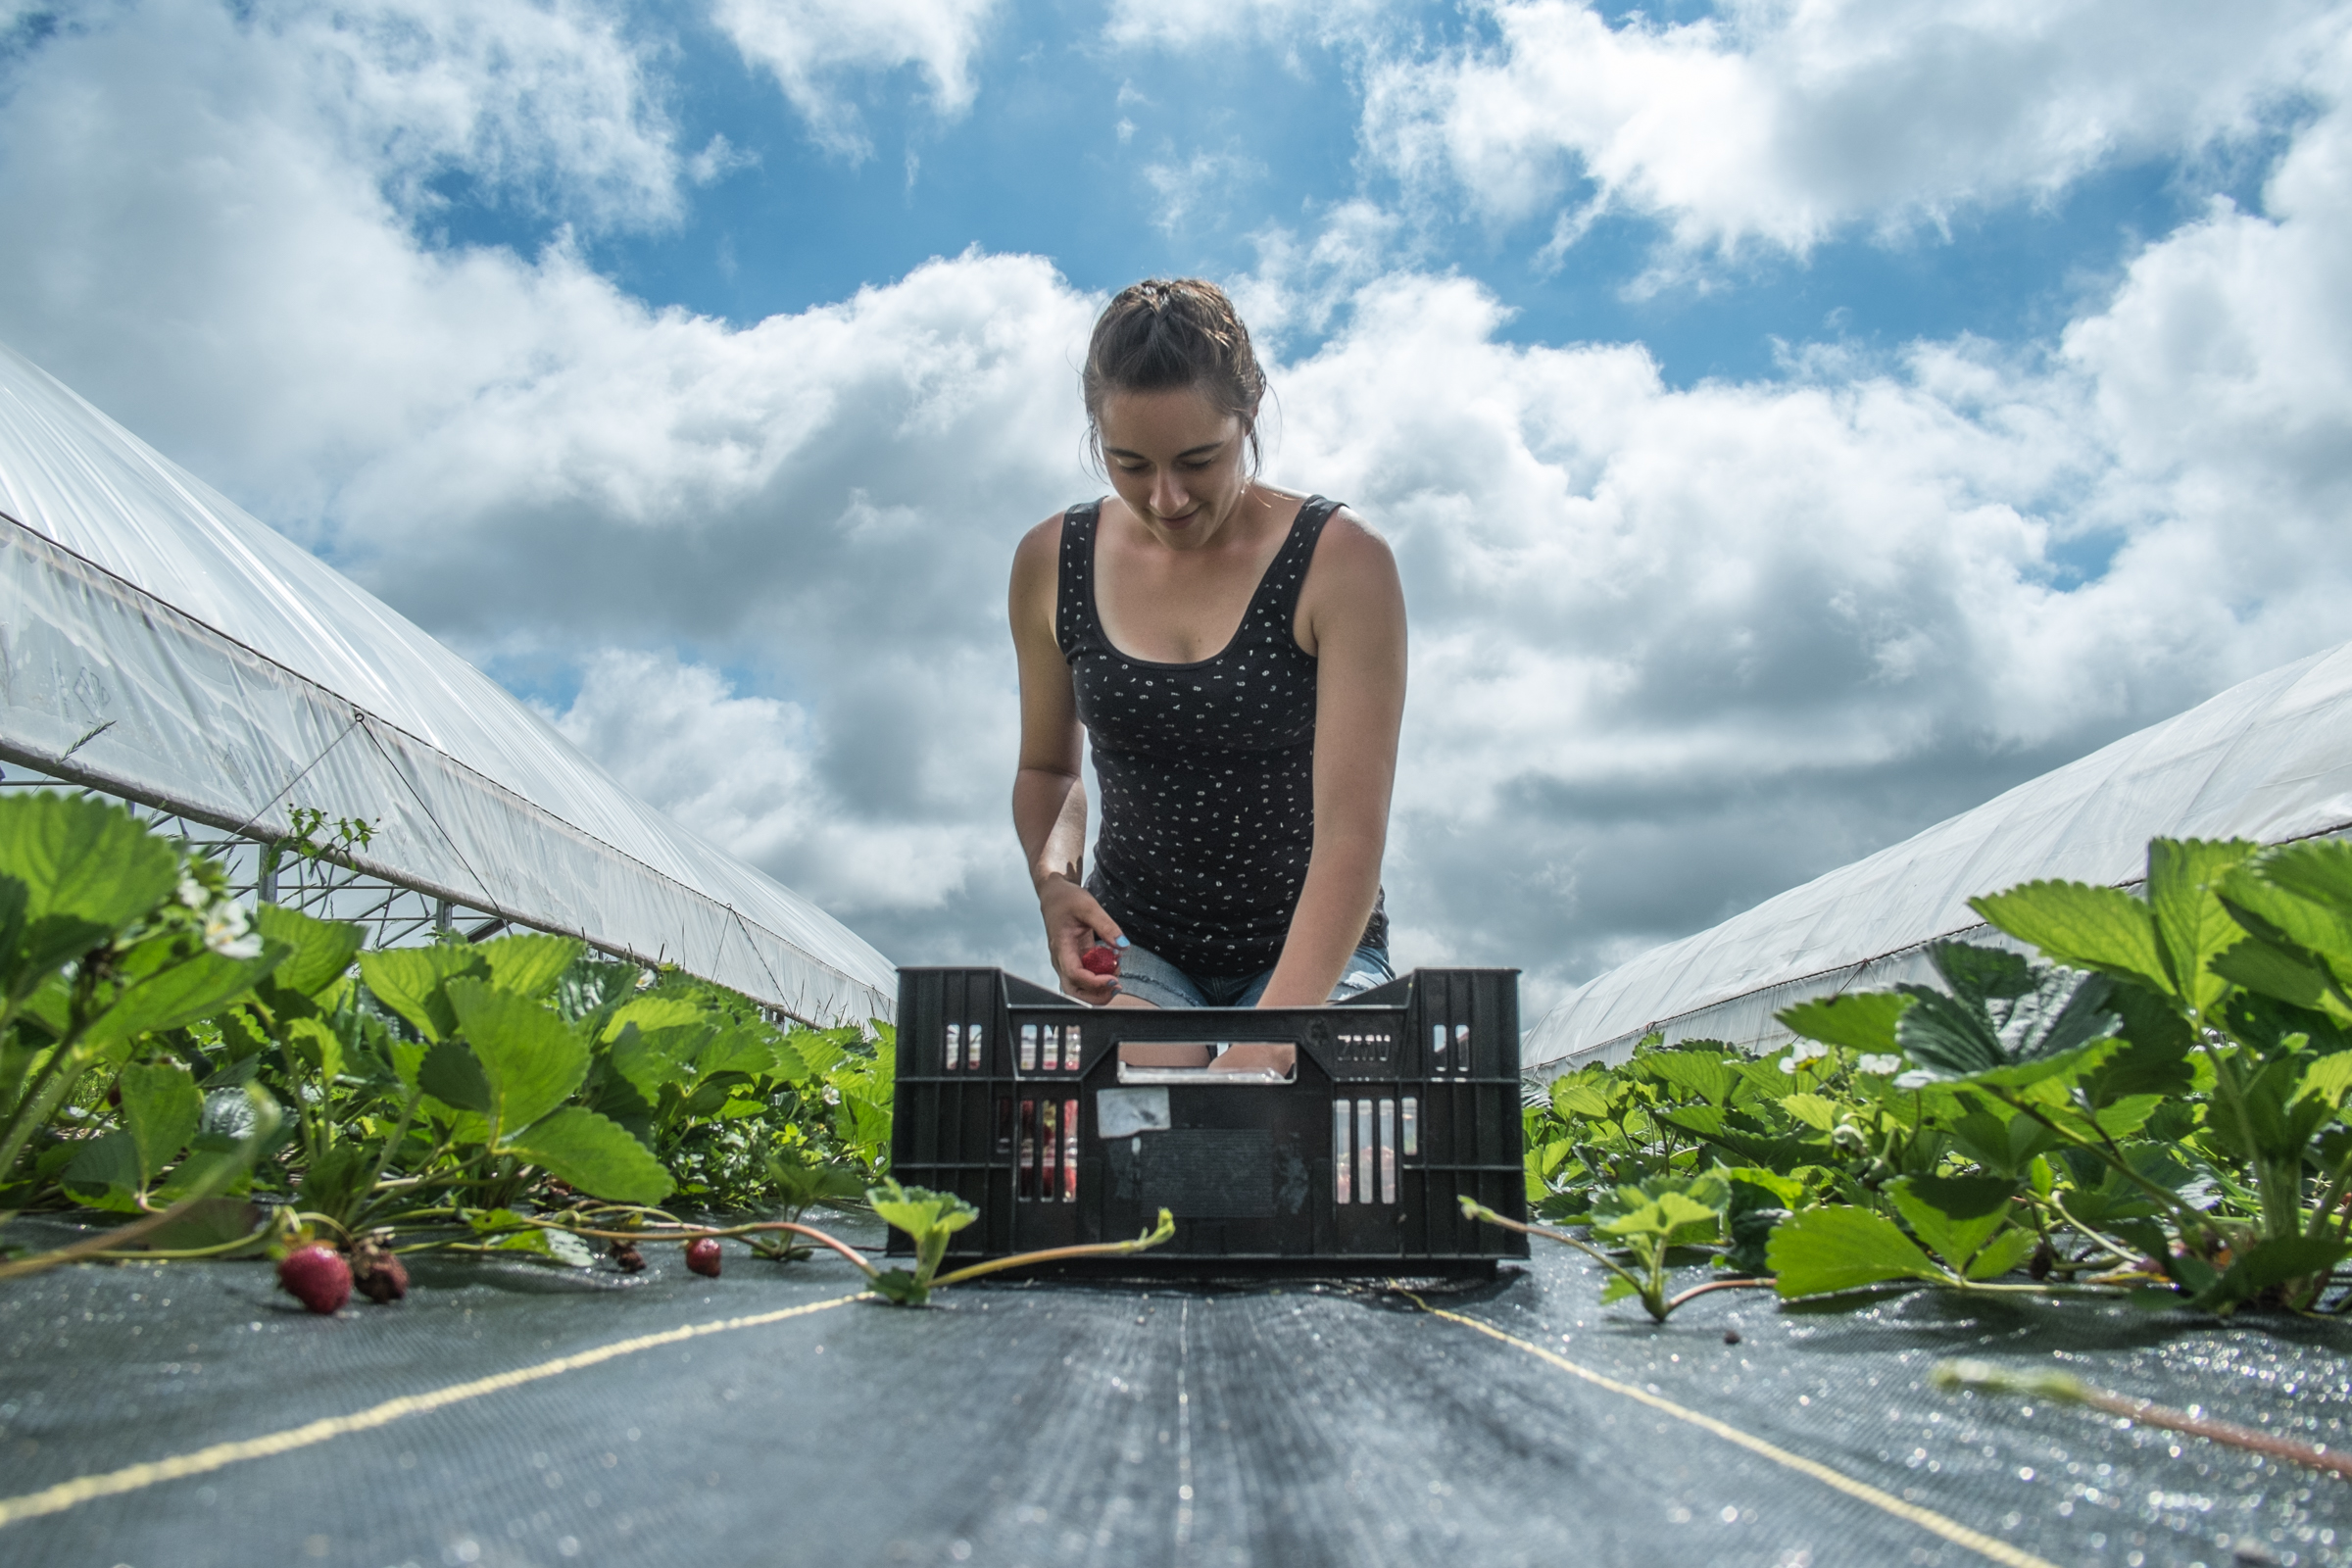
[1057,495,1388,978]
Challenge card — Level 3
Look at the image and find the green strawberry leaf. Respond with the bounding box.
[1963,1226,2041,1282]
[445,978,589,1146]
[358,945,488,1043]
[117,1059,202,1184]
[1778,992,1911,1055]
[253,904,365,999]
[479,933,588,1001]
[507,1106,674,1204]
[1968,880,2168,998]
[1767,1205,1950,1298]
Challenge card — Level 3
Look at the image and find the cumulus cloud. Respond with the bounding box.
[544,650,1018,961]
[1103,0,1392,51]
[1260,42,2352,1008]
[711,0,1003,156]
[266,0,686,228]
[1362,0,2348,260]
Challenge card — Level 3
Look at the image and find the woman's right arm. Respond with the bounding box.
[1010,515,1124,1004]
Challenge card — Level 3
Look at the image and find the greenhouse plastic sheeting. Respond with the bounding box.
[0,341,894,1025]
[3,1216,2348,1567]
[1529,641,2352,1074]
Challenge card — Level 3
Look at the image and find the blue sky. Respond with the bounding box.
[441,0,2254,387]
[2,0,2349,1016]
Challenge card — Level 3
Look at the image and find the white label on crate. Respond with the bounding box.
[1097,1087,1170,1140]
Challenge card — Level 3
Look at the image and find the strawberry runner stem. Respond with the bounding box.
[516,1208,1178,1296]
[1458,1199,1667,1314]
[933,1209,1178,1287]
[515,1217,879,1275]
[1664,1277,1778,1309]
[1933,1359,2352,1482]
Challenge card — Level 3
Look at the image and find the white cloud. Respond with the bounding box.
[711,0,1003,156]
[685,132,759,184]
[544,650,1005,946]
[1254,48,2352,1009]
[1363,0,2349,259]
[1141,148,1267,234]
[1103,0,1391,51]
[263,0,686,228]
[0,0,682,514]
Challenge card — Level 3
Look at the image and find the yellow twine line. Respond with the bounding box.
[1401,1293,2061,1568]
[0,1291,868,1530]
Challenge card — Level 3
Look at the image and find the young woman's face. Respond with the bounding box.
[1097,383,1253,549]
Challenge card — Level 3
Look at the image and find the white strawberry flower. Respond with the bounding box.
[202,899,263,959]
[1778,1040,1830,1074]
[1855,1053,1904,1076]
[177,875,208,910]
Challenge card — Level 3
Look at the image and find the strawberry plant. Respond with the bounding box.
[0,793,897,1297]
[1522,837,2352,1322]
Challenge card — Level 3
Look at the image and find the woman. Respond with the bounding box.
[1008,278,1405,1008]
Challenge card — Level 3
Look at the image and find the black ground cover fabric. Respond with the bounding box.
[3,1213,2350,1568]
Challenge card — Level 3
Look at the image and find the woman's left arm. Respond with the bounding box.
[1256,511,1407,1007]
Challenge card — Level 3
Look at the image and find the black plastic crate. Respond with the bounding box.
[887,967,1530,1277]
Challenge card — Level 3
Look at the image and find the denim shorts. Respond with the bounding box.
[1109,941,1396,1008]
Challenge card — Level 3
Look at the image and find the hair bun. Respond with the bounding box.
[1082,278,1266,473]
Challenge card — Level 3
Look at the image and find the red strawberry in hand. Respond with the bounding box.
[686,1237,722,1277]
[278,1244,352,1315]
[1079,945,1119,977]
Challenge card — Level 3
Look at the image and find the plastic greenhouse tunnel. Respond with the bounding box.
[5,337,2352,1568]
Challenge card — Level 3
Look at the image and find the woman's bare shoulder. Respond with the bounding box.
[1296,504,1402,657]
[1011,510,1070,579]
[1315,505,1399,580]
[1008,510,1072,639]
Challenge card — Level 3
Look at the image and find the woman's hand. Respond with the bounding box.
[1038,873,1125,1004]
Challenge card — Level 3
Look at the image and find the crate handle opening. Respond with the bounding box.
[1114,1040,1297,1086]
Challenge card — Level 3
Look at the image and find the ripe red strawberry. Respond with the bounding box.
[351,1237,408,1304]
[1079,945,1119,976]
[612,1240,647,1273]
[685,1237,722,1277]
[278,1244,352,1314]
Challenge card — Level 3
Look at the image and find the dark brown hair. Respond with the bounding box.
[1083,278,1267,473]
